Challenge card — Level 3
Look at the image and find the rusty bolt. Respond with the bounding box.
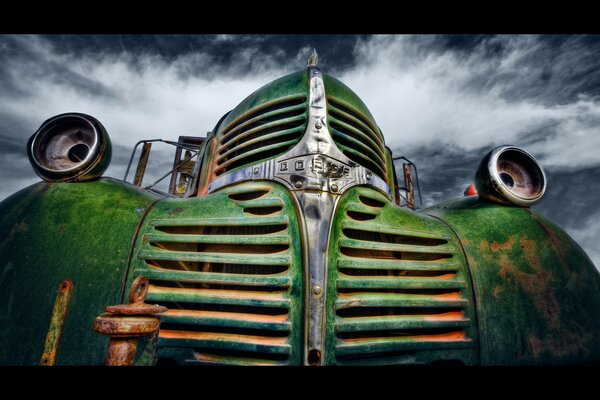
[93,276,167,366]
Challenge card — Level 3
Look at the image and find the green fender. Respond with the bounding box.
[423,196,600,364]
[0,178,158,365]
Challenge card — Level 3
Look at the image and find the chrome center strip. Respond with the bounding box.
[207,61,391,365]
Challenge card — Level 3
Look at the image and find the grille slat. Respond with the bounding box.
[139,250,291,265]
[337,276,466,290]
[145,268,290,286]
[338,257,462,272]
[151,215,289,227]
[339,238,456,255]
[147,285,290,308]
[335,313,470,332]
[161,310,291,331]
[342,221,451,241]
[159,330,291,353]
[336,293,468,309]
[144,233,290,245]
[335,333,472,356]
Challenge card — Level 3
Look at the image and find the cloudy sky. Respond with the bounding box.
[1,34,599,269]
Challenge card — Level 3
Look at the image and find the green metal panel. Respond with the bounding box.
[126,181,304,365]
[216,70,308,138]
[424,196,600,364]
[325,187,478,365]
[0,178,158,365]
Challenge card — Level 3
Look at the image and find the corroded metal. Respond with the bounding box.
[133,143,152,187]
[40,280,74,366]
[403,163,415,210]
[93,276,166,366]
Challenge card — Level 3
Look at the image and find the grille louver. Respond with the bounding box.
[215,94,308,176]
[326,188,477,365]
[130,182,303,365]
[327,97,388,182]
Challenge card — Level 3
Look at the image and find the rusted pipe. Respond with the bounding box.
[93,276,167,366]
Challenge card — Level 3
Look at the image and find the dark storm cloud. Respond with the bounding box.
[0,34,599,268]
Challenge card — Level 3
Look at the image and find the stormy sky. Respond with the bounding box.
[1,34,599,269]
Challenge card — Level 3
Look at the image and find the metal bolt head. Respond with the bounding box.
[315,122,323,130]
[294,180,303,189]
[330,183,339,193]
[254,167,259,174]
[366,172,372,180]
[313,285,322,295]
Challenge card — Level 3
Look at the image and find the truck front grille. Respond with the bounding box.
[131,182,304,365]
[326,187,478,365]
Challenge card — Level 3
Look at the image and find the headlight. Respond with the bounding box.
[474,145,546,207]
[27,113,111,182]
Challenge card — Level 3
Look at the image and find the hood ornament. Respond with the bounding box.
[307,48,318,67]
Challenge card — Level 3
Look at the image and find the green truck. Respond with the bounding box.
[1,54,598,365]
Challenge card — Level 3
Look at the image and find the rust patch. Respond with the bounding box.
[40,280,74,366]
[479,240,489,252]
[7,221,28,238]
[498,250,560,329]
[93,276,167,365]
[490,236,516,253]
[492,286,501,298]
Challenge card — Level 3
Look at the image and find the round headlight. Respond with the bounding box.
[27,113,111,182]
[475,145,546,207]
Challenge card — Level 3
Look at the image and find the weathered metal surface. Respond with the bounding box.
[424,196,600,364]
[0,178,159,365]
[133,143,152,187]
[403,163,415,209]
[126,181,304,365]
[40,280,74,366]
[94,276,166,366]
[325,186,478,365]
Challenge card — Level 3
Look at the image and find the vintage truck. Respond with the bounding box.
[0,53,598,365]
